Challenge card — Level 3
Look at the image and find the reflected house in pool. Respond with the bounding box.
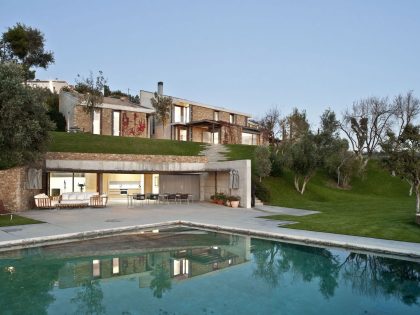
[52,230,251,291]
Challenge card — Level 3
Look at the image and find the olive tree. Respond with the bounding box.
[151,92,172,133]
[0,63,54,169]
[254,145,272,182]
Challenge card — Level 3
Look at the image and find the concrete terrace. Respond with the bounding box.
[1,202,420,259]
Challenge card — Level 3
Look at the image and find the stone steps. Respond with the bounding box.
[254,197,264,207]
[200,144,230,162]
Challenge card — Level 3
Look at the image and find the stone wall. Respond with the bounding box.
[0,167,42,211]
[221,125,242,144]
[101,108,113,135]
[74,105,92,132]
[46,152,208,163]
[191,105,214,121]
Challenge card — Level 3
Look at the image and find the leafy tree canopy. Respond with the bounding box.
[0,23,54,81]
[0,62,54,169]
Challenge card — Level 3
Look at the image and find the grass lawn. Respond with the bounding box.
[49,131,205,156]
[0,214,43,227]
[226,144,420,243]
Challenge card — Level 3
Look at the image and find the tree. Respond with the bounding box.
[0,63,54,169]
[75,71,107,114]
[0,23,54,81]
[382,124,420,214]
[393,91,420,138]
[259,107,281,145]
[151,92,172,133]
[45,91,66,131]
[341,97,393,168]
[254,146,272,182]
[281,108,310,143]
[285,134,320,194]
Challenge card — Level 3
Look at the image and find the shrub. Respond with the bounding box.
[255,181,271,202]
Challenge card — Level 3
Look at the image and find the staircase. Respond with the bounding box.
[200,144,230,162]
[254,197,264,207]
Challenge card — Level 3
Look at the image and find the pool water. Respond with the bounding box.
[0,227,419,315]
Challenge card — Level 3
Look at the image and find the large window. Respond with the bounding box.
[173,106,190,123]
[241,132,258,145]
[49,172,97,195]
[214,111,219,121]
[112,111,120,136]
[229,113,235,124]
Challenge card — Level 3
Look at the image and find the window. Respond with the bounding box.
[112,258,120,274]
[112,111,120,136]
[152,116,155,135]
[242,132,258,145]
[214,111,219,121]
[92,259,101,277]
[174,106,182,123]
[229,113,235,124]
[93,110,101,134]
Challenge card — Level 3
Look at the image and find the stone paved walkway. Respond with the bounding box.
[1,202,420,258]
[200,144,230,162]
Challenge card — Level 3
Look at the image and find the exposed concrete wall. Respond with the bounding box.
[0,167,42,211]
[204,160,251,208]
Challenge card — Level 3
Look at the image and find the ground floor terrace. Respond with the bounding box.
[43,152,250,208]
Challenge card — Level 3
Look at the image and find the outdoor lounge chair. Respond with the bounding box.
[147,193,159,204]
[34,193,59,209]
[0,200,13,221]
[90,194,108,208]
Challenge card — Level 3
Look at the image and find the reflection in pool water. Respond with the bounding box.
[0,227,419,314]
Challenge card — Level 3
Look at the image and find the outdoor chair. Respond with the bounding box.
[179,194,189,204]
[147,193,159,204]
[90,194,108,208]
[34,193,59,209]
[0,200,13,221]
[133,194,146,206]
[167,194,177,203]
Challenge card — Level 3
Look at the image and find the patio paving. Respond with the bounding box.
[1,202,420,258]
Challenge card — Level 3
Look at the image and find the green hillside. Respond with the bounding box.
[49,132,205,156]
[226,144,420,243]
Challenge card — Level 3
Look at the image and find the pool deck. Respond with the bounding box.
[1,202,420,258]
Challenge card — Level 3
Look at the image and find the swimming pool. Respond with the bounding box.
[0,226,419,314]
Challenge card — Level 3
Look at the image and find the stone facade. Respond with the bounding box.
[221,125,242,144]
[74,105,92,132]
[101,108,113,135]
[191,105,214,121]
[0,167,42,212]
[46,152,208,163]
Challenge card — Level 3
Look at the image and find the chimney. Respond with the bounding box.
[157,81,163,95]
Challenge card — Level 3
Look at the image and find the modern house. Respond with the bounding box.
[140,82,261,145]
[59,82,261,145]
[59,91,154,136]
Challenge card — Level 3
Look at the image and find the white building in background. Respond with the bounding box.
[27,79,69,94]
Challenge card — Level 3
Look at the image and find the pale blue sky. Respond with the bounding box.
[1,0,419,123]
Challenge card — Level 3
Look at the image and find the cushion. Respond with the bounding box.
[34,193,48,199]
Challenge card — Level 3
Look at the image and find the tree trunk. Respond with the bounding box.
[336,165,341,187]
[301,178,308,195]
[294,176,300,193]
[406,179,414,196]
[416,182,420,214]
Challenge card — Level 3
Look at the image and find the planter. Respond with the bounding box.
[217,199,225,205]
[230,201,240,208]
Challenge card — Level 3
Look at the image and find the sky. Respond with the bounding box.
[1,0,420,125]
